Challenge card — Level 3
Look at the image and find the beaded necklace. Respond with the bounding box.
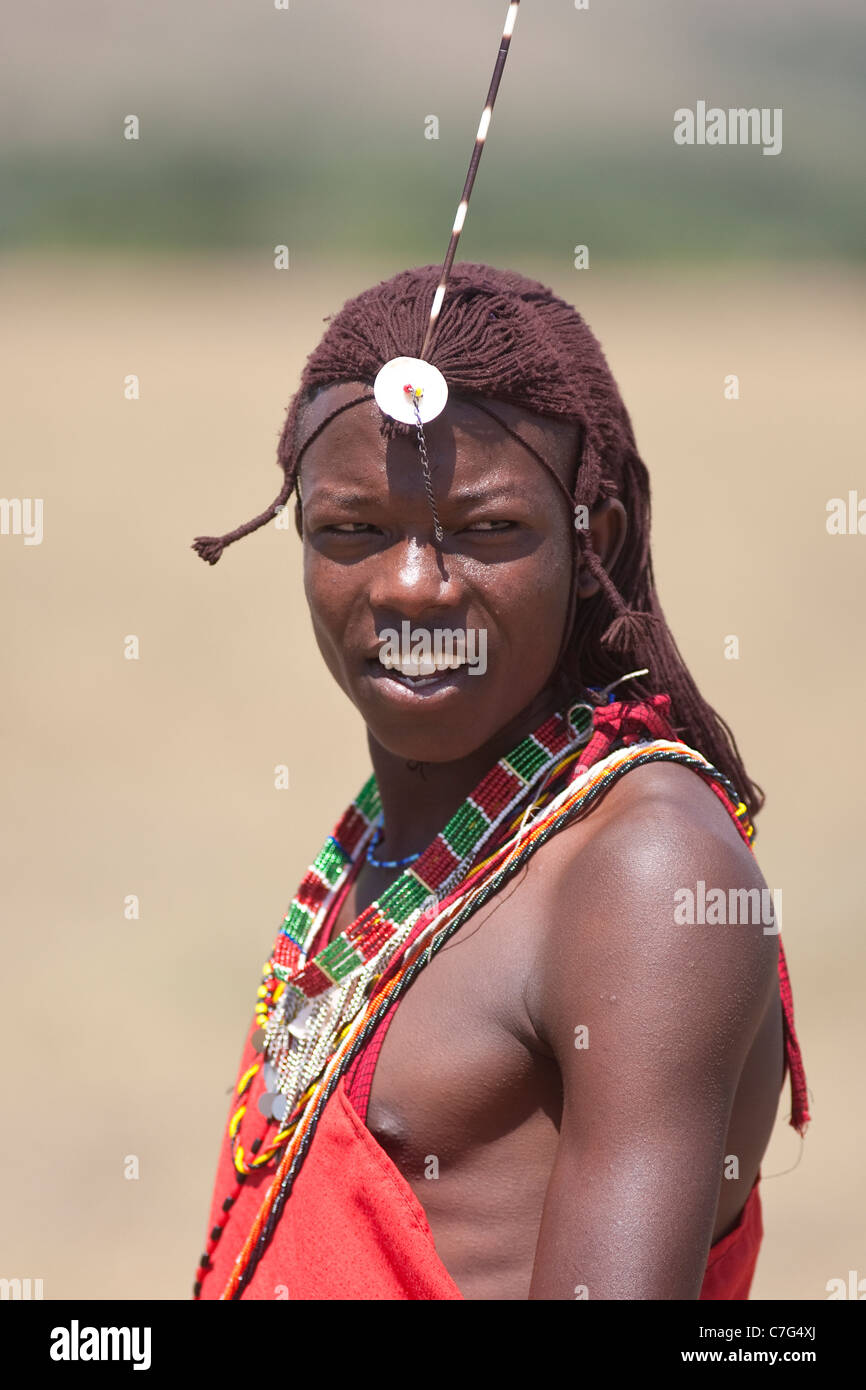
[246,698,596,1150]
[366,817,422,869]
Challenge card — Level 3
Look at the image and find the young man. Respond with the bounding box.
[192,263,808,1300]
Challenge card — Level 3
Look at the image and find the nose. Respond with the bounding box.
[367,535,462,623]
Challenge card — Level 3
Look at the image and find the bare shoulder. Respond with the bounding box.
[546,755,753,858]
[524,757,779,1073]
[537,756,763,900]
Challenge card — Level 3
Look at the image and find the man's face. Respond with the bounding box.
[298,386,579,763]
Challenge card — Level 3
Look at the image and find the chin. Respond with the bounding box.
[373,725,496,765]
[350,668,505,763]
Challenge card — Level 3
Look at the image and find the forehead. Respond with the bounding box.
[297,383,579,498]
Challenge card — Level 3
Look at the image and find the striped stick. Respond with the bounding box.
[419,0,521,362]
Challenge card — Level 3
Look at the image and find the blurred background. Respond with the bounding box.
[1,0,863,1300]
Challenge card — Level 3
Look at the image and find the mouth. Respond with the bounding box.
[364,653,474,700]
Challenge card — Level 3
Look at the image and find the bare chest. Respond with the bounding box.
[329,858,559,1151]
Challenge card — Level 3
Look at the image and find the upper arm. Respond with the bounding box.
[527,764,779,1299]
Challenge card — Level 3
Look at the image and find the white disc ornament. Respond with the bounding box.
[373,356,448,425]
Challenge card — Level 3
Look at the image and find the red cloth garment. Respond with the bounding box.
[699,1179,763,1301]
[197,700,804,1300]
[199,1021,763,1300]
[200,1046,463,1301]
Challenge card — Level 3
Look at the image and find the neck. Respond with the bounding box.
[365,682,573,862]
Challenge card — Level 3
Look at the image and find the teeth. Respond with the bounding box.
[377,652,464,677]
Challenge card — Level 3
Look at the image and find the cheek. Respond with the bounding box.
[303,549,348,618]
[538,538,574,621]
[486,534,573,651]
[302,552,352,673]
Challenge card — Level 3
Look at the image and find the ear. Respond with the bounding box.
[576,497,627,599]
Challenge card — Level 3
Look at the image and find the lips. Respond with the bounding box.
[380,668,455,688]
[363,656,472,701]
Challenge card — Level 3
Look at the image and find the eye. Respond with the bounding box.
[461,519,516,532]
[322,522,379,534]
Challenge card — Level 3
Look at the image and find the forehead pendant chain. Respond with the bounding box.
[372,1,521,537]
[405,382,444,543]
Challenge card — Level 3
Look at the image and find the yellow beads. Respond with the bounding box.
[237,1064,259,1095]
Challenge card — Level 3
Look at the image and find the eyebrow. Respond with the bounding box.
[304,486,523,508]
[304,489,379,509]
[447,488,522,506]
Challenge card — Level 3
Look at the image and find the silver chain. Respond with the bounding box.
[410,396,444,543]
